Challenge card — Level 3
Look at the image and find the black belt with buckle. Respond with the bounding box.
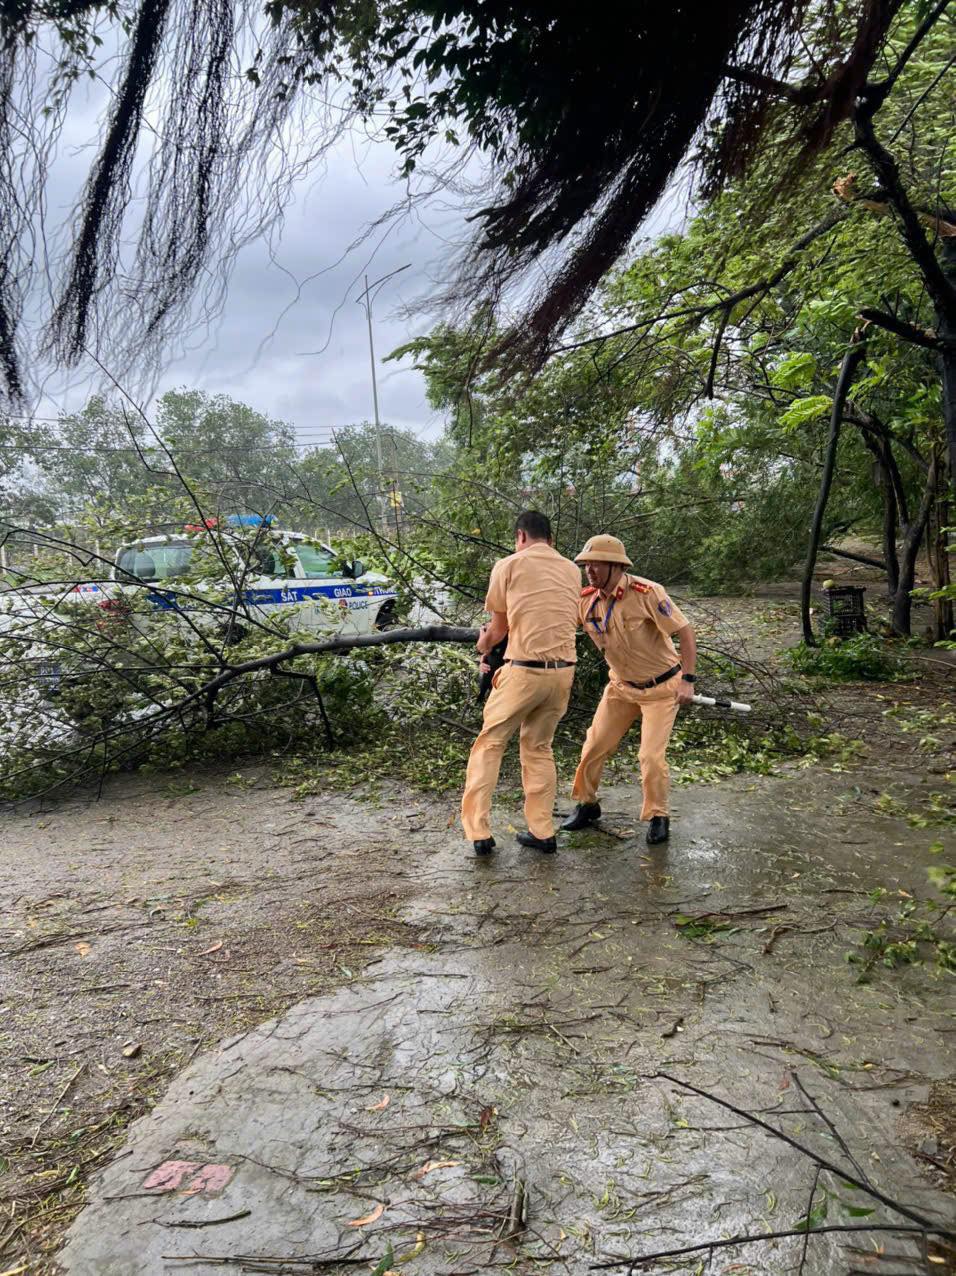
[625,663,681,690]
[508,659,576,669]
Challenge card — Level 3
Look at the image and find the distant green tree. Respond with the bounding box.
[21,397,158,523]
[293,422,442,535]
[155,388,298,514]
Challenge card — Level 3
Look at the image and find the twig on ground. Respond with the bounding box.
[798,1166,822,1276]
[793,1072,872,1186]
[157,1209,252,1229]
[29,1061,85,1148]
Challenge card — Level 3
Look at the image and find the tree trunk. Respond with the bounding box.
[858,430,899,593]
[892,457,936,637]
[939,238,956,494]
[926,458,953,642]
[880,440,900,596]
[801,337,866,644]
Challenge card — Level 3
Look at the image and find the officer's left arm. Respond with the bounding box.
[479,560,510,655]
[675,622,697,705]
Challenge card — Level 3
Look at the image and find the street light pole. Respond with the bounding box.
[356,264,411,535]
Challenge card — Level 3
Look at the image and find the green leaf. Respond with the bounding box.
[770,351,816,390]
[794,1193,829,1231]
[370,1243,394,1276]
[780,395,832,431]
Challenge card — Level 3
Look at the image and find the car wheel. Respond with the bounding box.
[218,620,248,645]
[373,599,398,630]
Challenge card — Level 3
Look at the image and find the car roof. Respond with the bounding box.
[116,531,324,548]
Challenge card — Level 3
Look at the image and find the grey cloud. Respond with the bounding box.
[32,78,466,445]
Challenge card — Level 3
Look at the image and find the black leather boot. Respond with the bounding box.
[646,816,670,845]
[560,802,601,832]
[516,831,557,853]
[473,837,496,856]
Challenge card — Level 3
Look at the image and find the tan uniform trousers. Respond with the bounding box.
[461,664,574,841]
[571,680,679,820]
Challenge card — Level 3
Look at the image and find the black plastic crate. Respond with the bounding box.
[824,584,867,636]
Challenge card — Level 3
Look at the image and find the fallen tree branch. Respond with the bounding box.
[29,1062,85,1148]
[652,1072,956,1239]
[87,625,479,769]
[792,1073,871,1187]
[203,625,478,698]
[158,1209,252,1229]
[821,544,887,570]
[590,1222,943,1269]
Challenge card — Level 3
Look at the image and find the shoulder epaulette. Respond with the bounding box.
[581,586,598,597]
[630,581,651,594]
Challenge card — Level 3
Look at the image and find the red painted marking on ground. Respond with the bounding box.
[182,1163,234,1196]
[142,1160,201,1192]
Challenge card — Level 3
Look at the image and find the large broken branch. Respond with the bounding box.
[137,626,480,735]
[821,544,887,571]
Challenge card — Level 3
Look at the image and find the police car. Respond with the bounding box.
[72,518,398,637]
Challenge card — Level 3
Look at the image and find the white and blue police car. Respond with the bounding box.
[71,517,398,637]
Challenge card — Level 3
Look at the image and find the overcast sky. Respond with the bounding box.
[24,29,687,454]
[150,140,459,449]
[28,54,469,450]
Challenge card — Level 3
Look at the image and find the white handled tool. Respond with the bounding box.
[691,693,752,713]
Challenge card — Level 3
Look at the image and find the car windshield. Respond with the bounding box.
[116,542,192,581]
[293,542,338,579]
[249,544,284,577]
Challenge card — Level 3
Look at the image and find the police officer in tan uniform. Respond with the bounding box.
[461,511,580,856]
[562,535,697,845]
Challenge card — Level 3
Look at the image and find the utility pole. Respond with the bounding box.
[356,264,410,535]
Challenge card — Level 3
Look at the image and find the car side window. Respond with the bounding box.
[117,544,192,580]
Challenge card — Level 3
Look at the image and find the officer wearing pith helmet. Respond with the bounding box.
[563,534,697,845]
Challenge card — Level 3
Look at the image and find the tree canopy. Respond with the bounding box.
[0,0,931,406]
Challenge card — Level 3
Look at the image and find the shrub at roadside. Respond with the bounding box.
[787,633,909,682]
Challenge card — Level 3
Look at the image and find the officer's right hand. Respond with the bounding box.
[477,622,489,651]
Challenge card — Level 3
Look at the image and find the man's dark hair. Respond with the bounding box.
[514,510,552,542]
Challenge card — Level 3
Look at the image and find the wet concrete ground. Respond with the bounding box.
[55,765,955,1275]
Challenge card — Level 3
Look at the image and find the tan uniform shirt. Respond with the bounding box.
[485,542,580,663]
[578,573,689,683]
